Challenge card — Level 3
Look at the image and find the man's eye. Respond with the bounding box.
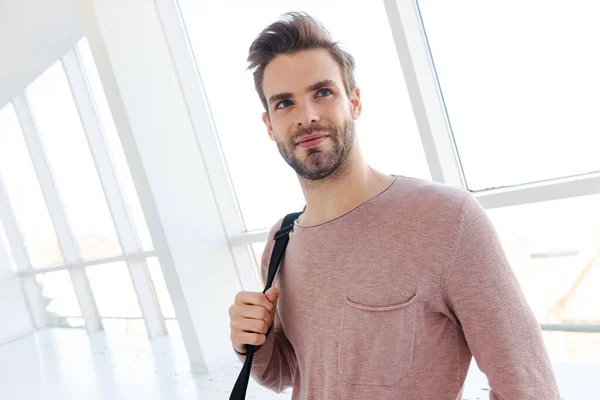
[276,100,293,109]
[316,88,332,97]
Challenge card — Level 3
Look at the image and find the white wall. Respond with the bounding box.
[0,0,82,108]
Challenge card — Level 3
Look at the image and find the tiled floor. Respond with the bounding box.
[0,329,598,399]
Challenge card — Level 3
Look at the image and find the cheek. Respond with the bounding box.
[323,100,350,122]
[270,120,293,142]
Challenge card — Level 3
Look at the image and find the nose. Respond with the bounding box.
[294,100,320,127]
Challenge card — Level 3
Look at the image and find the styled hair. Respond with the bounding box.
[247,11,357,111]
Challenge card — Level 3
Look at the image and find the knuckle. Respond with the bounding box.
[258,320,268,333]
[261,309,270,320]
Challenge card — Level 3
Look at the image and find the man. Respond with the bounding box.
[228,11,560,399]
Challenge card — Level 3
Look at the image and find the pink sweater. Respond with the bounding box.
[237,176,560,399]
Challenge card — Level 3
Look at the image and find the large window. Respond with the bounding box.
[0,222,15,272]
[26,61,122,260]
[78,40,153,251]
[0,39,179,336]
[418,0,600,190]
[35,270,83,326]
[488,194,600,363]
[177,0,431,231]
[0,104,63,268]
[489,195,600,324]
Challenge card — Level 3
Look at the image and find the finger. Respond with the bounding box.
[265,287,280,304]
[230,318,269,335]
[231,304,271,322]
[242,304,272,322]
[235,291,274,313]
[231,330,267,347]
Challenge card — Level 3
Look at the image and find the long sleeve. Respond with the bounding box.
[442,194,560,399]
[235,221,297,393]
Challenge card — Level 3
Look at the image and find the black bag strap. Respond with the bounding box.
[229,212,302,400]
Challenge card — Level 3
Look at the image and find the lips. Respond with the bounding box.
[296,134,328,147]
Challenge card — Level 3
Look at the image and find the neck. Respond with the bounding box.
[297,145,393,226]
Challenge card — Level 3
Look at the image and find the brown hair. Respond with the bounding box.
[247,11,357,111]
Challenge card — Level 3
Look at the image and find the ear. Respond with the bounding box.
[262,111,275,140]
[350,86,362,120]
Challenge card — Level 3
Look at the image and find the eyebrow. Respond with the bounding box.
[267,79,338,106]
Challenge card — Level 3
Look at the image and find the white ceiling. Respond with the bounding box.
[0,0,83,108]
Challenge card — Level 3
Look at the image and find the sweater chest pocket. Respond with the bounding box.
[338,295,416,386]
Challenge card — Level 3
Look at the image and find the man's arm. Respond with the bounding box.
[442,194,560,399]
[233,220,297,393]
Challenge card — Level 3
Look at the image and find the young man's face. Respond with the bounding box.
[261,48,362,181]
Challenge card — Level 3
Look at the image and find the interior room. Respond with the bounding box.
[1,0,599,399]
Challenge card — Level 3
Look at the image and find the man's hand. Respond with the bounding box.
[229,288,280,354]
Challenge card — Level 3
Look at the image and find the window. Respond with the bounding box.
[86,262,143,319]
[146,257,181,336]
[78,38,154,251]
[543,332,600,364]
[165,320,182,337]
[487,194,600,333]
[35,270,83,327]
[102,318,148,336]
[3,39,177,338]
[249,241,267,287]
[146,257,176,319]
[177,0,430,230]
[26,61,122,260]
[0,221,16,272]
[418,0,600,190]
[0,103,63,268]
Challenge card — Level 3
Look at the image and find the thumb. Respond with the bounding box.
[265,287,280,305]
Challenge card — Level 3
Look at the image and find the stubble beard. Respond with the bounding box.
[276,118,355,182]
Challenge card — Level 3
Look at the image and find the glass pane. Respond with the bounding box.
[543,331,600,364]
[146,257,175,319]
[102,318,148,336]
[26,61,122,260]
[65,317,86,328]
[86,261,142,318]
[418,1,600,190]
[178,0,430,230]
[0,221,16,272]
[165,319,181,337]
[77,38,154,251]
[35,270,83,325]
[250,241,267,266]
[486,194,600,325]
[249,241,267,287]
[0,104,63,268]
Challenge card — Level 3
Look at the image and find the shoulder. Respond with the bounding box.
[389,175,472,220]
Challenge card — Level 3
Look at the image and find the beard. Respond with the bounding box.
[275,118,356,181]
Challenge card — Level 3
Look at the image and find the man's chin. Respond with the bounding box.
[298,165,337,181]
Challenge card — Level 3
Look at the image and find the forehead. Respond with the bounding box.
[262,48,345,96]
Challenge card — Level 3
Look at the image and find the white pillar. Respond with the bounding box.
[75,0,244,373]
